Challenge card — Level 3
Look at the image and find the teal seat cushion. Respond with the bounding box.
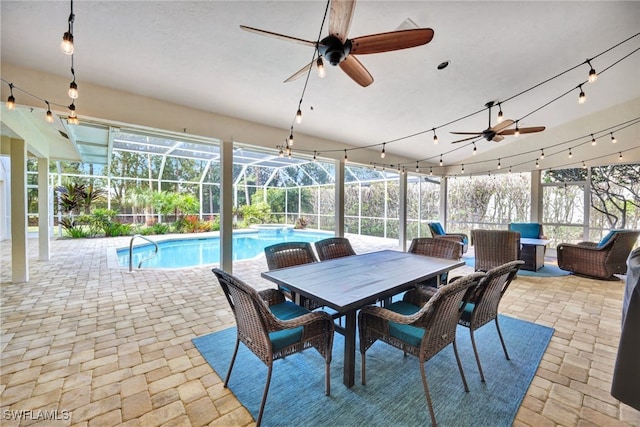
[459,301,475,324]
[431,222,446,236]
[509,223,541,239]
[597,230,622,248]
[268,301,309,351]
[386,301,424,348]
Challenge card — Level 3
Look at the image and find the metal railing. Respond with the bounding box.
[128,234,158,271]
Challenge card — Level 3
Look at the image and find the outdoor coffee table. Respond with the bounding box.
[520,238,551,271]
[261,249,464,387]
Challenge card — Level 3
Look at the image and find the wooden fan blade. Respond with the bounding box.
[350,28,434,55]
[450,131,483,135]
[451,135,480,144]
[500,126,546,135]
[240,25,316,47]
[339,55,373,87]
[490,119,514,133]
[492,134,505,142]
[329,0,356,43]
[284,61,315,83]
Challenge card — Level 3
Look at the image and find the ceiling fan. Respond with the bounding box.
[450,101,546,143]
[240,0,434,87]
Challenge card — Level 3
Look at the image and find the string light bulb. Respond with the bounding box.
[288,129,294,146]
[514,121,520,137]
[568,148,573,159]
[45,101,53,123]
[472,143,477,155]
[61,32,74,55]
[60,0,75,55]
[432,129,438,144]
[313,151,317,162]
[415,161,419,173]
[535,159,539,168]
[316,57,326,78]
[497,103,504,123]
[67,102,79,124]
[497,159,501,169]
[610,132,617,143]
[591,134,596,146]
[429,166,433,176]
[68,80,78,99]
[582,161,587,169]
[380,143,386,159]
[439,155,443,167]
[461,164,464,173]
[6,83,15,110]
[540,149,545,159]
[578,84,586,104]
[587,59,598,83]
[619,152,623,161]
[344,149,348,162]
[295,108,302,124]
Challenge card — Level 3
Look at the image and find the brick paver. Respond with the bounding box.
[1,234,639,426]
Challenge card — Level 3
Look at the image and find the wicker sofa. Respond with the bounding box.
[557,230,640,279]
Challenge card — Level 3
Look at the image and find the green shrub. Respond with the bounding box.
[59,216,89,238]
[151,223,170,235]
[104,222,132,237]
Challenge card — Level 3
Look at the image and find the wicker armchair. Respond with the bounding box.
[212,268,334,427]
[428,222,469,254]
[458,260,523,382]
[264,242,319,308]
[471,229,521,272]
[557,230,640,280]
[408,237,464,290]
[314,237,357,261]
[358,272,486,426]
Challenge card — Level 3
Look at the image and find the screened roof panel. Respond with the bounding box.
[171,149,218,160]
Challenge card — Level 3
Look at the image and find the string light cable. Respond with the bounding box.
[290,31,640,165]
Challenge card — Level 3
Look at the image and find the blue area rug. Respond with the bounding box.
[463,257,570,277]
[193,315,553,427]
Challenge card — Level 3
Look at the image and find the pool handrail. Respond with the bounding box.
[129,234,159,271]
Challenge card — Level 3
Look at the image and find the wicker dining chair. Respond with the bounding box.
[358,272,486,427]
[458,260,523,382]
[264,242,319,309]
[314,237,357,261]
[408,237,464,290]
[212,268,334,427]
[471,229,521,272]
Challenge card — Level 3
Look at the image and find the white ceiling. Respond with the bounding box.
[1,1,639,175]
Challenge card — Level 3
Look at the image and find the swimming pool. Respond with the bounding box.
[117,230,333,269]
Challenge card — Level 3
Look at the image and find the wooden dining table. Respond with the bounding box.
[261,249,465,387]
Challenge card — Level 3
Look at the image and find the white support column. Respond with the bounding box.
[398,172,408,251]
[334,159,345,237]
[10,138,28,283]
[38,157,50,260]
[220,140,234,273]
[439,177,448,228]
[530,170,543,223]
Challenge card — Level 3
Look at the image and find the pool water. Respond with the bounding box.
[117,230,332,269]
